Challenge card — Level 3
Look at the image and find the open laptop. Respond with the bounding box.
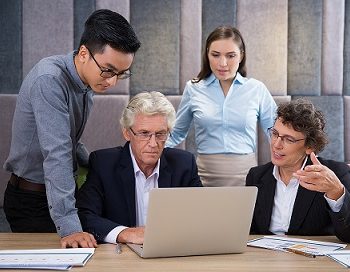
[127,186,257,258]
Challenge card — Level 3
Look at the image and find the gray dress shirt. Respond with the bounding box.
[4,51,93,237]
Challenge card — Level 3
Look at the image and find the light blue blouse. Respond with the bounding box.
[166,73,277,154]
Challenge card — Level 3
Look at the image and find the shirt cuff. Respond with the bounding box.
[324,188,345,212]
[104,226,128,244]
[54,213,83,237]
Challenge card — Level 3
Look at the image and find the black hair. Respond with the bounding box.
[79,9,141,54]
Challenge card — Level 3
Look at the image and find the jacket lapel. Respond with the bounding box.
[288,157,317,233]
[118,142,137,226]
[288,187,317,233]
[157,154,172,188]
[255,165,277,233]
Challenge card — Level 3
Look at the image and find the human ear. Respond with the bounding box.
[122,128,131,141]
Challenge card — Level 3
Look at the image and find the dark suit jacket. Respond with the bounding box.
[77,142,202,242]
[246,156,350,242]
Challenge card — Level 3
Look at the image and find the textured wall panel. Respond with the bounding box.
[22,0,74,77]
[166,95,186,150]
[74,0,95,50]
[237,0,287,96]
[96,0,129,18]
[0,95,17,207]
[180,0,202,93]
[0,1,22,94]
[81,95,129,152]
[294,96,344,161]
[344,96,350,162]
[288,1,323,95]
[202,0,236,48]
[344,1,350,94]
[321,0,344,95]
[130,0,180,95]
[96,0,130,94]
[257,96,291,165]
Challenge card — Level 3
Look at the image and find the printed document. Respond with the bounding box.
[0,248,94,270]
[247,236,346,256]
[325,250,350,268]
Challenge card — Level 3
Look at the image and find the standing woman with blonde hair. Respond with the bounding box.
[166,26,276,186]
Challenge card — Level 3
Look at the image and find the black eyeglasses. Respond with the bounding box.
[129,128,169,142]
[86,47,132,79]
[268,127,305,145]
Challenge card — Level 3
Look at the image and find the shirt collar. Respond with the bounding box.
[65,51,92,93]
[202,72,245,86]
[272,156,309,182]
[129,144,160,178]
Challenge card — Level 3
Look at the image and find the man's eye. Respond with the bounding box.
[285,137,295,144]
[140,132,150,136]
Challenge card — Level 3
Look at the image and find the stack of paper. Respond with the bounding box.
[0,248,95,270]
[247,236,346,256]
[325,250,350,268]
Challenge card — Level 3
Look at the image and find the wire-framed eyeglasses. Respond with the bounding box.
[268,127,305,145]
[129,128,169,142]
[86,47,132,79]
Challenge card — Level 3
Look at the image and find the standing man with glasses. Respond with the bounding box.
[246,99,350,242]
[3,9,140,248]
[76,91,202,245]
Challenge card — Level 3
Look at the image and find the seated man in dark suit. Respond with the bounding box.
[246,98,350,242]
[77,91,202,244]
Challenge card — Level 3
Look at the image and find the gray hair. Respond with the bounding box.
[120,91,176,130]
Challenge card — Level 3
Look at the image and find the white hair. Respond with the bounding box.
[120,91,176,130]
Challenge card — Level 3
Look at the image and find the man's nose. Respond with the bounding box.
[148,134,157,146]
[106,76,118,87]
[273,136,283,148]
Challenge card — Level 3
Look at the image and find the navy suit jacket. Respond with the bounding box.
[246,156,350,242]
[77,142,202,242]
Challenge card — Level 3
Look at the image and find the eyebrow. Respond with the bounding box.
[273,128,298,138]
[103,63,130,74]
[210,50,238,54]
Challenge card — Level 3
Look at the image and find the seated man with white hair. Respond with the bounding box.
[77,91,202,244]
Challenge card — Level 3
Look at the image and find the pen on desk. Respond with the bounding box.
[116,243,122,254]
[284,248,316,258]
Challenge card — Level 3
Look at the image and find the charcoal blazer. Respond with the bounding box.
[77,142,202,242]
[246,156,350,242]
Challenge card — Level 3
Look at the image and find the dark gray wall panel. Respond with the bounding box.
[344,0,350,95]
[0,1,22,94]
[202,0,236,48]
[294,96,344,162]
[288,0,322,95]
[23,0,74,77]
[130,0,180,95]
[74,0,95,50]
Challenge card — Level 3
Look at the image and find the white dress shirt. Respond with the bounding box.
[104,145,159,244]
[269,157,345,235]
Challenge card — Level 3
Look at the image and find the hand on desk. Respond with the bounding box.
[60,232,98,248]
[293,152,344,200]
[117,227,145,245]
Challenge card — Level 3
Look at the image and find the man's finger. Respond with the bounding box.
[310,152,321,165]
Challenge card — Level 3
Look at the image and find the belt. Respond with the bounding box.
[9,174,46,192]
